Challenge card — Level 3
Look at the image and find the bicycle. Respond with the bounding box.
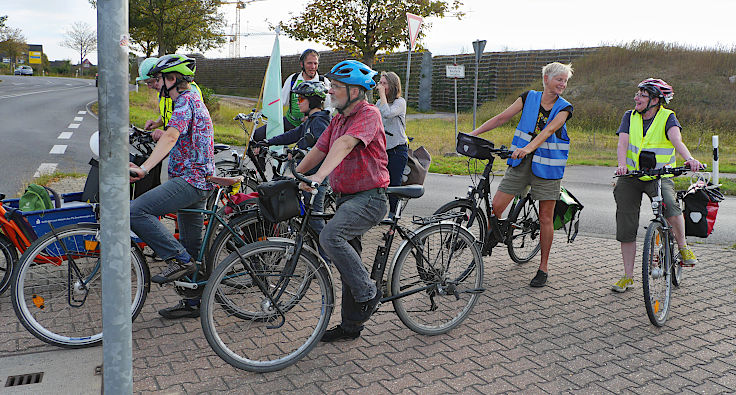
[614,165,694,327]
[434,132,541,263]
[0,126,160,295]
[9,175,263,348]
[200,155,484,372]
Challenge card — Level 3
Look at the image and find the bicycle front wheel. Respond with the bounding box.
[11,223,149,347]
[390,223,483,335]
[506,195,541,264]
[0,234,18,295]
[642,222,672,327]
[201,240,334,372]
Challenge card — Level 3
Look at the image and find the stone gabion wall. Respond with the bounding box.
[192,47,599,110]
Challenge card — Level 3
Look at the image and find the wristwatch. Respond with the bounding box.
[139,164,150,176]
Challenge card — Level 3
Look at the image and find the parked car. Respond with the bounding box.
[14,65,33,76]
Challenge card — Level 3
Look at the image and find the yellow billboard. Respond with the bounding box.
[29,51,42,64]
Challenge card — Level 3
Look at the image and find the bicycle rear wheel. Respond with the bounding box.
[506,195,541,264]
[12,223,149,347]
[642,222,672,327]
[390,223,483,335]
[0,234,18,295]
[433,199,487,253]
[201,240,334,372]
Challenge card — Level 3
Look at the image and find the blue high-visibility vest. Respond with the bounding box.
[507,90,571,180]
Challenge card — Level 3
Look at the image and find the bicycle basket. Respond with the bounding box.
[456,132,494,159]
[256,179,302,223]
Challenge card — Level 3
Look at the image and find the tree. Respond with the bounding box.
[61,22,97,76]
[0,15,7,28]
[90,0,226,56]
[278,0,463,66]
[0,24,27,70]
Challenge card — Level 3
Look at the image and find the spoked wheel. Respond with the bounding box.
[201,240,334,372]
[506,195,541,264]
[11,223,149,347]
[0,234,18,295]
[390,223,483,335]
[433,200,487,255]
[642,222,672,327]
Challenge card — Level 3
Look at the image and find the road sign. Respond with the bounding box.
[472,40,486,63]
[446,64,465,79]
[406,13,424,51]
[29,51,42,64]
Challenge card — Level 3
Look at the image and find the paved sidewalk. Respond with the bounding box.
[1,230,735,394]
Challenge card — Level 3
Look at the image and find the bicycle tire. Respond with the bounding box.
[506,195,541,264]
[642,222,672,327]
[390,223,483,335]
[0,233,18,295]
[433,199,487,253]
[11,223,149,347]
[201,240,334,372]
[671,246,683,287]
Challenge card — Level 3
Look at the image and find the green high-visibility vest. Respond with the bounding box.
[626,107,676,181]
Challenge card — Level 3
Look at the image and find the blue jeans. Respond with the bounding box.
[386,144,408,215]
[319,188,387,332]
[130,177,209,261]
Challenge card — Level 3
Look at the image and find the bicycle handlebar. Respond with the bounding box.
[614,164,703,179]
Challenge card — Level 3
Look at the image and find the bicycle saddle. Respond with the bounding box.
[386,185,424,199]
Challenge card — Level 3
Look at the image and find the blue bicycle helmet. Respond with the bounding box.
[326,60,377,90]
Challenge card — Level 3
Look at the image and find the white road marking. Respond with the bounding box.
[58,132,73,139]
[74,116,84,122]
[50,145,67,154]
[0,86,88,100]
[68,123,80,129]
[34,163,58,177]
[78,111,87,115]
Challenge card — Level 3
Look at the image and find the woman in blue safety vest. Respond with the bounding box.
[470,62,574,287]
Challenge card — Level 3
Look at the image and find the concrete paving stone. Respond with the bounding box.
[567,368,608,388]
[408,379,459,395]
[410,364,455,386]
[655,371,698,392]
[597,376,638,393]
[469,348,512,368]
[712,372,736,388]
[586,361,629,380]
[675,365,718,384]
[530,375,579,393]
[503,370,547,392]
[377,373,423,393]
[474,376,522,394]
[349,354,394,373]
[621,366,667,386]
[351,366,393,388]
[687,381,733,394]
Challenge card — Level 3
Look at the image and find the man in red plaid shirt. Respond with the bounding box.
[295,60,389,342]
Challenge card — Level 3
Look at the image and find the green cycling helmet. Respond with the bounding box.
[291,81,327,99]
[136,57,159,82]
[150,54,196,79]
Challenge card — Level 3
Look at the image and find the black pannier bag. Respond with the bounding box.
[682,183,723,238]
[256,178,303,223]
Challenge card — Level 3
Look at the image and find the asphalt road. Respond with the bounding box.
[0,75,98,196]
[408,166,735,246]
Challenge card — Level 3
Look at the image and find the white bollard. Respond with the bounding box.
[712,135,719,185]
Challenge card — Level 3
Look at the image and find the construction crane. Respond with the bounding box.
[218,0,266,57]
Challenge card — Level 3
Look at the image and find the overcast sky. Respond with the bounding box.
[2,0,735,64]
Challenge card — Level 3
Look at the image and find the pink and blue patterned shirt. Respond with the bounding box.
[166,90,215,190]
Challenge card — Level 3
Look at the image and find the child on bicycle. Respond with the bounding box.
[611,78,703,292]
[470,62,574,288]
[129,54,215,318]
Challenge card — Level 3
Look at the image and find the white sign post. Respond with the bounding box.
[405,13,424,101]
[446,62,465,139]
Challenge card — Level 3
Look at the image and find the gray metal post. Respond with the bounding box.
[405,48,412,105]
[472,40,486,130]
[97,0,133,392]
[712,135,719,184]
[453,56,458,139]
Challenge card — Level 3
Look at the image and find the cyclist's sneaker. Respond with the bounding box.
[158,299,200,319]
[612,276,633,293]
[151,258,196,284]
[530,269,548,287]
[679,247,698,267]
[320,325,361,342]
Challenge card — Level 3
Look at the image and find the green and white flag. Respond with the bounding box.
[263,33,283,140]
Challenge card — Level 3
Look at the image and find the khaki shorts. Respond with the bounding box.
[613,176,681,242]
[497,156,561,201]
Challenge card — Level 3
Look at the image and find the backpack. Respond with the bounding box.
[19,184,58,212]
[553,186,583,243]
[289,73,325,89]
